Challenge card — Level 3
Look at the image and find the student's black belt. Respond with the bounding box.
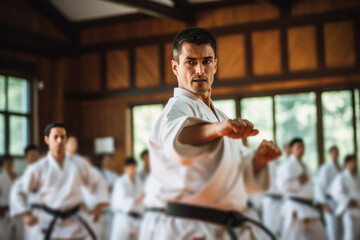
[265,193,282,200]
[287,196,321,212]
[165,202,276,240]
[31,204,97,240]
[145,207,165,213]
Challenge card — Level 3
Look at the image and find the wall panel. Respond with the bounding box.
[107,49,130,90]
[135,45,160,88]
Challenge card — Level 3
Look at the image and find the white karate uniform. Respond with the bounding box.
[261,159,283,236]
[315,161,342,240]
[98,168,117,240]
[276,154,326,240]
[330,169,360,240]
[11,153,109,239]
[0,169,12,240]
[80,166,109,240]
[11,177,42,240]
[110,174,144,240]
[140,88,269,240]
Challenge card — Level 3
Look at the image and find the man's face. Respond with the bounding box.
[125,164,137,179]
[26,149,39,164]
[291,142,305,159]
[66,136,78,155]
[346,159,357,174]
[172,42,217,97]
[45,127,67,156]
[329,148,339,162]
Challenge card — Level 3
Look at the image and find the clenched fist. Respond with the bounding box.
[215,118,259,139]
[253,140,282,172]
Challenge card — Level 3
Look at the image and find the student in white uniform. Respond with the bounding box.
[330,154,360,240]
[262,142,290,237]
[98,153,117,240]
[80,153,109,240]
[276,138,326,240]
[11,122,109,240]
[0,155,16,240]
[315,146,342,240]
[140,27,282,240]
[10,144,41,240]
[110,157,144,240]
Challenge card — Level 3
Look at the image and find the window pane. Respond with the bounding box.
[322,90,354,167]
[356,89,360,173]
[8,77,29,113]
[9,115,28,155]
[0,75,5,110]
[241,97,274,151]
[213,99,236,119]
[275,92,318,174]
[132,104,163,168]
[0,114,4,155]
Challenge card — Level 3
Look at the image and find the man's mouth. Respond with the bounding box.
[193,79,207,82]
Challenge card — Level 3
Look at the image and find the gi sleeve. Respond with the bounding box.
[241,144,270,194]
[159,100,222,166]
[314,165,328,203]
[10,165,41,217]
[78,158,109,206]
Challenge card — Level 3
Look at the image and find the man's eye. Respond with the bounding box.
[186,61,194,65]
[203,60,211,64]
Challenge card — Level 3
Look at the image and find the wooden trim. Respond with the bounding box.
[27,0,78,42]
[159,44,166,86]
[316,92,325,165]
[104,0,194,23]
[193,0,255,11]
[351,90,358,156]
[74,13,152,29]
[100,52,107,91]
[315,23,325,71]
[129,48,135,89]
[0,24,77,57]
[0,58,36,76]
[244,32,253,80]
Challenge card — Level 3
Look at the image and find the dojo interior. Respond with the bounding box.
[1,0,359,175]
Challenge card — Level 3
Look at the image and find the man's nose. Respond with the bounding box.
[195,63,205,75]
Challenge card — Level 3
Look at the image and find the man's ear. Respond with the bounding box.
[214,58,218,74]
[44,136,49,145]
[171,60,179,77]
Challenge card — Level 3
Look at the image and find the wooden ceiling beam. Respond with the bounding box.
[103,0,195,24]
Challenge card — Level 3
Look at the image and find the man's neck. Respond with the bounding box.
[52,152,65,167]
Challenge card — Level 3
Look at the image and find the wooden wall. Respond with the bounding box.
[64,0,360,172]
[1,0,360,172]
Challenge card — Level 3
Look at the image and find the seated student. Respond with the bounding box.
[110,157,144,240]
[276,138,326,240]
[11,122,109,240]
[330,154,360,240]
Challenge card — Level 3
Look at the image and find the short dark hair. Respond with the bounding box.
[44,122,67,137]
[25,144,38,155]
[290,138,304,147]
[124,157,137,166]
[329,145,339,153]
[173,27,217,62]
[140,149,149,159]
[344,154,356,165]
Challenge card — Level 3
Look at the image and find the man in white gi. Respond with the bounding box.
[276,138,326,240]
[110,157,144,240]
[0,155,16,240]
[330,154,360,240]
[140,27,282,240]
[10,144,41,240]
[97,153,117,240]
[315,146,342,240]
[11,122,109,240]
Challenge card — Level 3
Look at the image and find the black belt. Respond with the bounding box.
[128,212,142,219]
[287,196,321,212]
[166,202,276,240]
[265,193,282,200]
[32,204,97,240]
[145,207,165,213]
[0,205,9,212]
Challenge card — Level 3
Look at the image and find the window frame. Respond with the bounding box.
[0,71,33,158]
